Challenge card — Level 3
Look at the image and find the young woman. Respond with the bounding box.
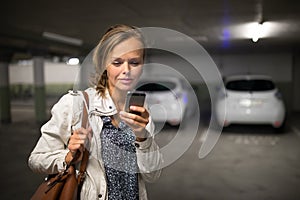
[29,24,162,200]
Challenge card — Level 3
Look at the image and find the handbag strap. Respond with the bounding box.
[81,91,89,130]
[77,91,90,185]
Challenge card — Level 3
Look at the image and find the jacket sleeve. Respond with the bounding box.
[28,93,81,174]
[135,117,163,183]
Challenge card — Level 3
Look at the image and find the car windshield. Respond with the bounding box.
[137,81,176,92]
[226,79,275,91]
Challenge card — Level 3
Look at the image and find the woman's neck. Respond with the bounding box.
[109,88,127,112]
[108,88,128,128]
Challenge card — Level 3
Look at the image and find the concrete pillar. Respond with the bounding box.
[292,51,300,112]
[0,58,11,123]
[33,56,47,123]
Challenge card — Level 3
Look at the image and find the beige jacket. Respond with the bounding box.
[28,88,162,200]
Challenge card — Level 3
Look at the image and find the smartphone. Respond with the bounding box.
[124,91,146,115]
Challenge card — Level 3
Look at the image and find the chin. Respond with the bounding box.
[113,80,139,92]
[118,85,135,92]
[123,82,138,90]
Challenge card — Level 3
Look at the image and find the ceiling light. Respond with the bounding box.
[42,31,83,46]
[224,21,284,41]
[251,22,264,42]
[67,57,79,65]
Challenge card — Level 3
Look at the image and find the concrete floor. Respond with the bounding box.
[1,102,300,200]
[148,124,300,200]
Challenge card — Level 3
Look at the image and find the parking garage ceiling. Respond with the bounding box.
[1,0,300,59]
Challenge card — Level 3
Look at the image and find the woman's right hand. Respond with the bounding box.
[65,127,92,165]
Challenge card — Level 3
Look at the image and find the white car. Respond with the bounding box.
[215,75,286,130]
[136,76,197,126]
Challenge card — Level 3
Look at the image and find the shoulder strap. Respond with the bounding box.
[81,91,89,129]
[77,91,89,185]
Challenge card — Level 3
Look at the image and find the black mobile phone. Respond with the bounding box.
[124,91,146,115]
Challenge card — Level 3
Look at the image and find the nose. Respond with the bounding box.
[122,61,130,74]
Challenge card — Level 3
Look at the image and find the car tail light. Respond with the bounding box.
[274,121,282,127]
[224,120,229,127]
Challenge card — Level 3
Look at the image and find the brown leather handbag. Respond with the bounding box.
[31,91,90,200]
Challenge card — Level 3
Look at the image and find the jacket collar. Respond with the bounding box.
[87,88,118,116]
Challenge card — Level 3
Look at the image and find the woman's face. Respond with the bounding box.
[106,37,144,94]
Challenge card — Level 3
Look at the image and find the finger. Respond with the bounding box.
[68,135,86,147]
[69,136,85,146]
[120,114,148,127]
[75,127,91,135]
[87,126,93,138]
[79,127,91,136]
[74,128,90,140]
[69,131,88,150]
[120,111,149,124]
[68,143,82,153]
[129,106,149,117]
[73,128,92,150]
[120,116,147,130]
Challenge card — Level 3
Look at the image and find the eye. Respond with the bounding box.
[129,59,141,66]
[112,58,123,67]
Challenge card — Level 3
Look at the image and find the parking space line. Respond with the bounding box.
[291,126,300,138]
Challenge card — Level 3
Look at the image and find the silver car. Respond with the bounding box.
[215,75,286,131]
[136,76,197,126]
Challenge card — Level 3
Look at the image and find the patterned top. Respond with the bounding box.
[100,116,139,200]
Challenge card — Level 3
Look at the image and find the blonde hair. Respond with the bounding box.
[92,24,145,96]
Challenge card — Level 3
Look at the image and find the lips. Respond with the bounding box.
[119,78,134,84]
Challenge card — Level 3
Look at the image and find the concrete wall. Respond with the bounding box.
[8,51,299,112]
[147,51,295,112]
[9,61,79,97]
[292,52,300,112]
[9,61,79,84]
